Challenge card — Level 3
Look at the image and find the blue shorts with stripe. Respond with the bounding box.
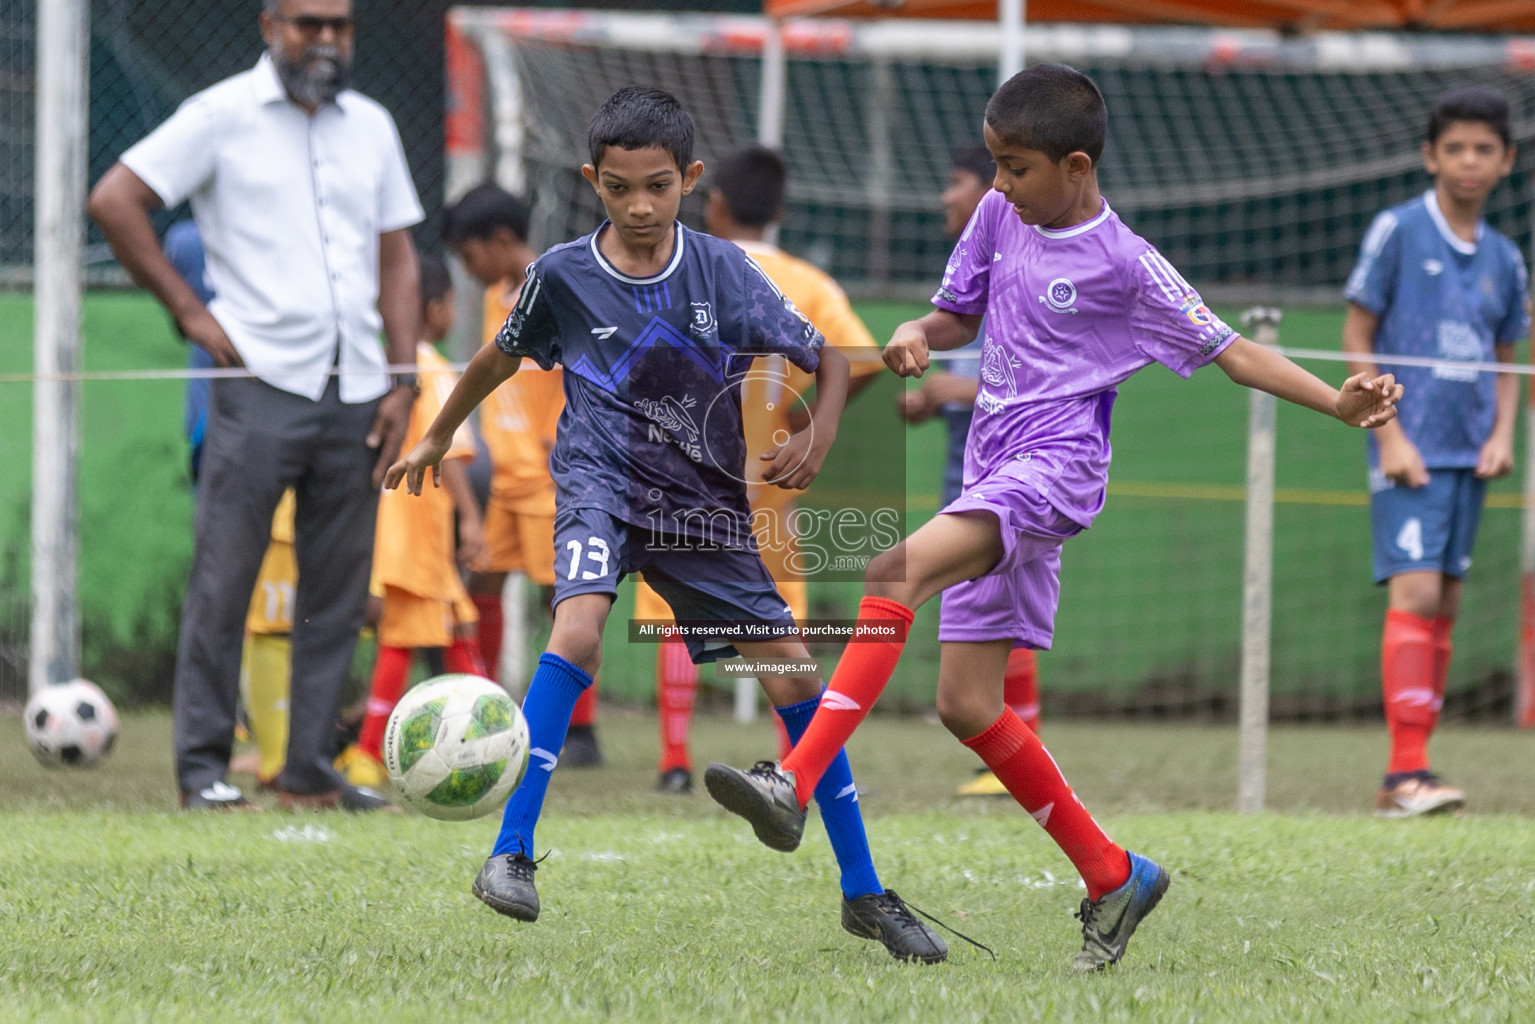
[1369,466,1486,584]
[553,506,798,664]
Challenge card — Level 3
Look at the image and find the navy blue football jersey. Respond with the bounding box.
[495,223,824,545]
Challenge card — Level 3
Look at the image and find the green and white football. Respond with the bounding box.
[382,674,530,821]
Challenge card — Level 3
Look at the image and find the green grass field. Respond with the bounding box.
[3,711,1534,1022]
[1,295,1526,709]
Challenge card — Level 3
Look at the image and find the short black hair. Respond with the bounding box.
[951,145,995,185]
[419,253,453,308]
[985,63,1107,164]
[711,146,787,227]
[442,183,531,245]
[1427,84,1512,147]
[587,86,694,171]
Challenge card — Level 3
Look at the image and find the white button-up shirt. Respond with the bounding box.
[122,55,423,403]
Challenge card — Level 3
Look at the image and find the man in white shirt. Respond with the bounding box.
[88,0,422,811]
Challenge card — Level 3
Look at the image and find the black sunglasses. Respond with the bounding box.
[275,15,355,34]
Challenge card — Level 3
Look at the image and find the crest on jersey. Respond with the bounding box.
[690,302,719,340]
[1179,293,1214,327]
[1039,277,1078,315]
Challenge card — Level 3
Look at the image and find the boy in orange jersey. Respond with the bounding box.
[233,489,298,791]
[637,146,883,793]
[444,184,604,767]
[336,255,487,786]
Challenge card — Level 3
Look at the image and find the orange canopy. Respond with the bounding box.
[762,0,1535,33]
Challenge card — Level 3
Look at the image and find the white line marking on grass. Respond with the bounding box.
[271,825,332,843]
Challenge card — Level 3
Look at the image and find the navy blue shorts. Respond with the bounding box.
[553,506,798,664]
[1370,466,1486,584]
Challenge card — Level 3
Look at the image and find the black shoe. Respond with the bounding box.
[842,890,949,964]
[703,760,806,852]
[561,725,604,768]
[657,767,693,794]
[275,782,399,813]
[472,853,540,921]
[179,781,261,811]
[338,783,397,813]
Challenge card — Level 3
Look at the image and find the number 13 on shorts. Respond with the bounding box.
[565,536,613,581]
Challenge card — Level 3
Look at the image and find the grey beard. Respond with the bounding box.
[274,45,351,107]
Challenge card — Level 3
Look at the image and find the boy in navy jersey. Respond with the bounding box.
[388,87,945,962]
[1343,86,1529,818]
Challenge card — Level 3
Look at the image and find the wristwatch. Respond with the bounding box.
[390,372,420,395]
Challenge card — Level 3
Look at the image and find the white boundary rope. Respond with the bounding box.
[3,347,1527,385]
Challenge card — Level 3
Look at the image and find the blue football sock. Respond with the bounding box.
[491,652,592,857]
[775,693,883,900]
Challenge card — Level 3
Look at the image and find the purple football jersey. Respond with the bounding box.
[933,192,1236,527]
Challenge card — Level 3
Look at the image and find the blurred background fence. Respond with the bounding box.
[2,2,1533,722]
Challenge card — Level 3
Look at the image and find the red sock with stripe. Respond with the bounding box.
[1383,609,1437,775]
[962,710,1129,901]
[779,596,914,807]
[358,645,411,761]
[1428,616,1454,743]
[657,640,697,773]
[471,593,503,682]
[1004,647,1040,732]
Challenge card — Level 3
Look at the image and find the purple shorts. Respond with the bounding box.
[937,465,1082,649]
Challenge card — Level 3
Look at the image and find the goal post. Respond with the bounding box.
[447,8,1535,738]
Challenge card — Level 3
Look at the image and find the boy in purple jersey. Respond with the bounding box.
[387,87,947,963]
[1342,85,1528,819]
[706,63,1404,971]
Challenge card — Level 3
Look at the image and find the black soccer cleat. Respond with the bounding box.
[472,853,541,922]
[561,725,604,768]
[657,766,693,794]
[703,761,806,852]
[842,890,949,964]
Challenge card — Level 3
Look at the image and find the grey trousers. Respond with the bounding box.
[173,375,380,795]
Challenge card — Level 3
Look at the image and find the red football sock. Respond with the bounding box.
[963,710,1130,901]
[1429,616,1454,740]
[570,676,598,727]
[1004,647,1040,732]
[780,596,914,807]
[444,635,488,677]
[358,645,412,761]
[1383,609,1437,775]
[656,640,697,773]
[472,593,503,682]
[774,712,792,761]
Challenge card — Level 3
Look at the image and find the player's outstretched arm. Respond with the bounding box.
[1214,336,1402,428]
[385,344,521,495]
[762,346,849,490]
[884,310,983,378]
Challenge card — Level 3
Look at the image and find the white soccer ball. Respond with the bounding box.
[383,674,530,820]
[24,679,120,768]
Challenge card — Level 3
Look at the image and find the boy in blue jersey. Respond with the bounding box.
[1343,85,1529,818]
[387,87,946,962]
